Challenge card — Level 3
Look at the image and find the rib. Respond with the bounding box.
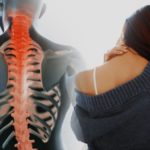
[2,131,15,149]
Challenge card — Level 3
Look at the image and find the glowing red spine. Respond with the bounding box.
[8,14,35,150]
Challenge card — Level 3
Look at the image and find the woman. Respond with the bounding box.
[71,5,150,150]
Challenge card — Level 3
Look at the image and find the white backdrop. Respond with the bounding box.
[35,1,150,150]
[36,0,150,68]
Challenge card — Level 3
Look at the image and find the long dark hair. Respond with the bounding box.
[124,5,150,60]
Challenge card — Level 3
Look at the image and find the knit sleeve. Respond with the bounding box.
[71,93,146,144]
[71,106,89,143]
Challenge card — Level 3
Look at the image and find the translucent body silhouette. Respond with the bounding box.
[0,0,79,150]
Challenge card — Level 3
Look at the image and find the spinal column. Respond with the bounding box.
[4,14,43,150]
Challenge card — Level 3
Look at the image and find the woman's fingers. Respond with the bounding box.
[104,47,128,62]
[112,49,128,54]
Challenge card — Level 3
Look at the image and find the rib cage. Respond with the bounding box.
[0,15,61,150]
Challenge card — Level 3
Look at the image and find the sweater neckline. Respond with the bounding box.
[75,61,150,113]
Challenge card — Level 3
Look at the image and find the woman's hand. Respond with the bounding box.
[104,46,128,62]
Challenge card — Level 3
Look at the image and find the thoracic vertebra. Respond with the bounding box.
[0,14,61,150]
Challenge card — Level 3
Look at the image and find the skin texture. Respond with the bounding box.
[75,34,149,96]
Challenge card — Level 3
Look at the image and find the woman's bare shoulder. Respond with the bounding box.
[75,51,149,96]
[75,69,94,95]
[75,63,109,95]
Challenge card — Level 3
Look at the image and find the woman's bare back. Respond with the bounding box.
[76,50,149,96]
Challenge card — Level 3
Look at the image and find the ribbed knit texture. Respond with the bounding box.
[71,61,150,150]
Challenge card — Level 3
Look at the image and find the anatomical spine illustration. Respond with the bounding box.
[0,0,78,149]
[0,14,61,150]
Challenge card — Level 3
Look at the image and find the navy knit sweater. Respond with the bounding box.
[71,61,150,150]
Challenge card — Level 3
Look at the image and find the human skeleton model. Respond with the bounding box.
[0,0,79,150]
